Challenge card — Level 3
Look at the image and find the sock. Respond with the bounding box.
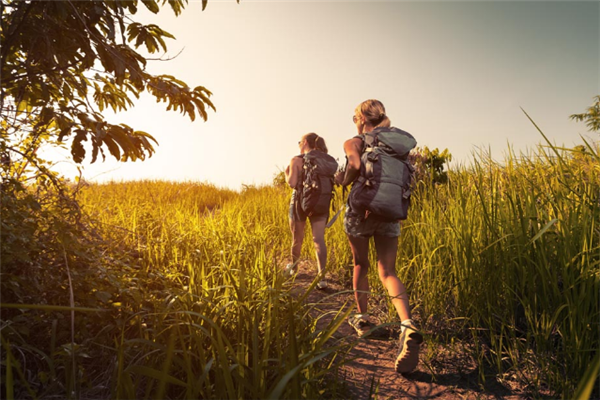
[401,319,414,333]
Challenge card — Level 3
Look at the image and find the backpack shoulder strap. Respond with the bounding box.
[363,131,379,150]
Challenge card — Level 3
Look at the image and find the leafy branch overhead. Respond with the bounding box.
[1,0,218,166]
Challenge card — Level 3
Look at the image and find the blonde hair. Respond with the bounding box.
[356,99,391,129]
[302,132,328,154]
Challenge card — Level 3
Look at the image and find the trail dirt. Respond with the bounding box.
[289,261,529,400]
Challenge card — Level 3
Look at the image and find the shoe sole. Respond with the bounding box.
[394,331,423,373]
[348,321,375,338]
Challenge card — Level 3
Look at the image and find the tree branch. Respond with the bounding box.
[145,46,185,62]
[1,59,82,86]
[0,1,35,68]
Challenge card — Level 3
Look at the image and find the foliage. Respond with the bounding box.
[272,168,287,188]
[0,0,217,178]
[409,146,453,185]
[570,95,600,133]
[1,181,350,399]
[0,178,151,398]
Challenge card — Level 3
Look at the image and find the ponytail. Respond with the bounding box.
[357,99,391,129]
[302,132,329,154]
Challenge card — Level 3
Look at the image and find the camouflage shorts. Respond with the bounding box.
[343,206,401,238]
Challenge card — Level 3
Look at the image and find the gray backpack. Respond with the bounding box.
[348,127,417,221]
[299,150,338,216]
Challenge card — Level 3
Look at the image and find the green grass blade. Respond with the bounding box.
[267,349,337,400]
[154,333,178,400]
[5,339,14,400]
[529,218,558,244]
[572,351,600,400]
[0,335,37,399]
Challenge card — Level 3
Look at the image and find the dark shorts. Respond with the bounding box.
[343,206,400,238]
[289,200,328,223]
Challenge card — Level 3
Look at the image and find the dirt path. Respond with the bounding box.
[289,261,525,400]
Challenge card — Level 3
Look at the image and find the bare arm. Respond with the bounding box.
[335,137,362,186]
[285,156,304,189]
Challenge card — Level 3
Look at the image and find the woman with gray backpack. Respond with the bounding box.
[284,132,338,289]
[334,99,423,373]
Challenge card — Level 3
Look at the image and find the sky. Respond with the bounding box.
[48,0,599,190]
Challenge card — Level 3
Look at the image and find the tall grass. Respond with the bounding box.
[77,181,352,399]
[259,137,597,397]
[2,180,350,399]
[77,137,598,397]
[3,136,597,398]
[394,138,599,396]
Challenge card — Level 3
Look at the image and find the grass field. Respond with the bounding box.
[2,137,598,399]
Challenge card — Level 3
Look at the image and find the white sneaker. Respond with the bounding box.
[348,314,375,337]
[316,279,328,290]
[284,263,296,277]
[395,321,423,373]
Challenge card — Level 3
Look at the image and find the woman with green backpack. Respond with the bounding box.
[284,132,338,289]
[334,99,423,374]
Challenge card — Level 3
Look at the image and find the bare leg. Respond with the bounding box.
[374,235,411,322]
[310,217,327,274]
[289,218,306,264]
[347,234,371,314]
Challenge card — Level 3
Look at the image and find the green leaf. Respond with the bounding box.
[141,0,160,14]
[127,22,142,43]
[124,0,138,14]
[94,291,112,303]
[144,36,158,53]
[156,26,175,40]
[71,130,87,163]
[168,0,185,16]
[108,125,135,159]
[135,130,159,145]
[102,136,121,161]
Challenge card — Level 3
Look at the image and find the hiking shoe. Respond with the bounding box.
[395,321,423,373]
[348,314,375,337]
[284,263,296,277]
[316,279,328,290]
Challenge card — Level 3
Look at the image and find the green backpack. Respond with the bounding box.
[348,126,417,221]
